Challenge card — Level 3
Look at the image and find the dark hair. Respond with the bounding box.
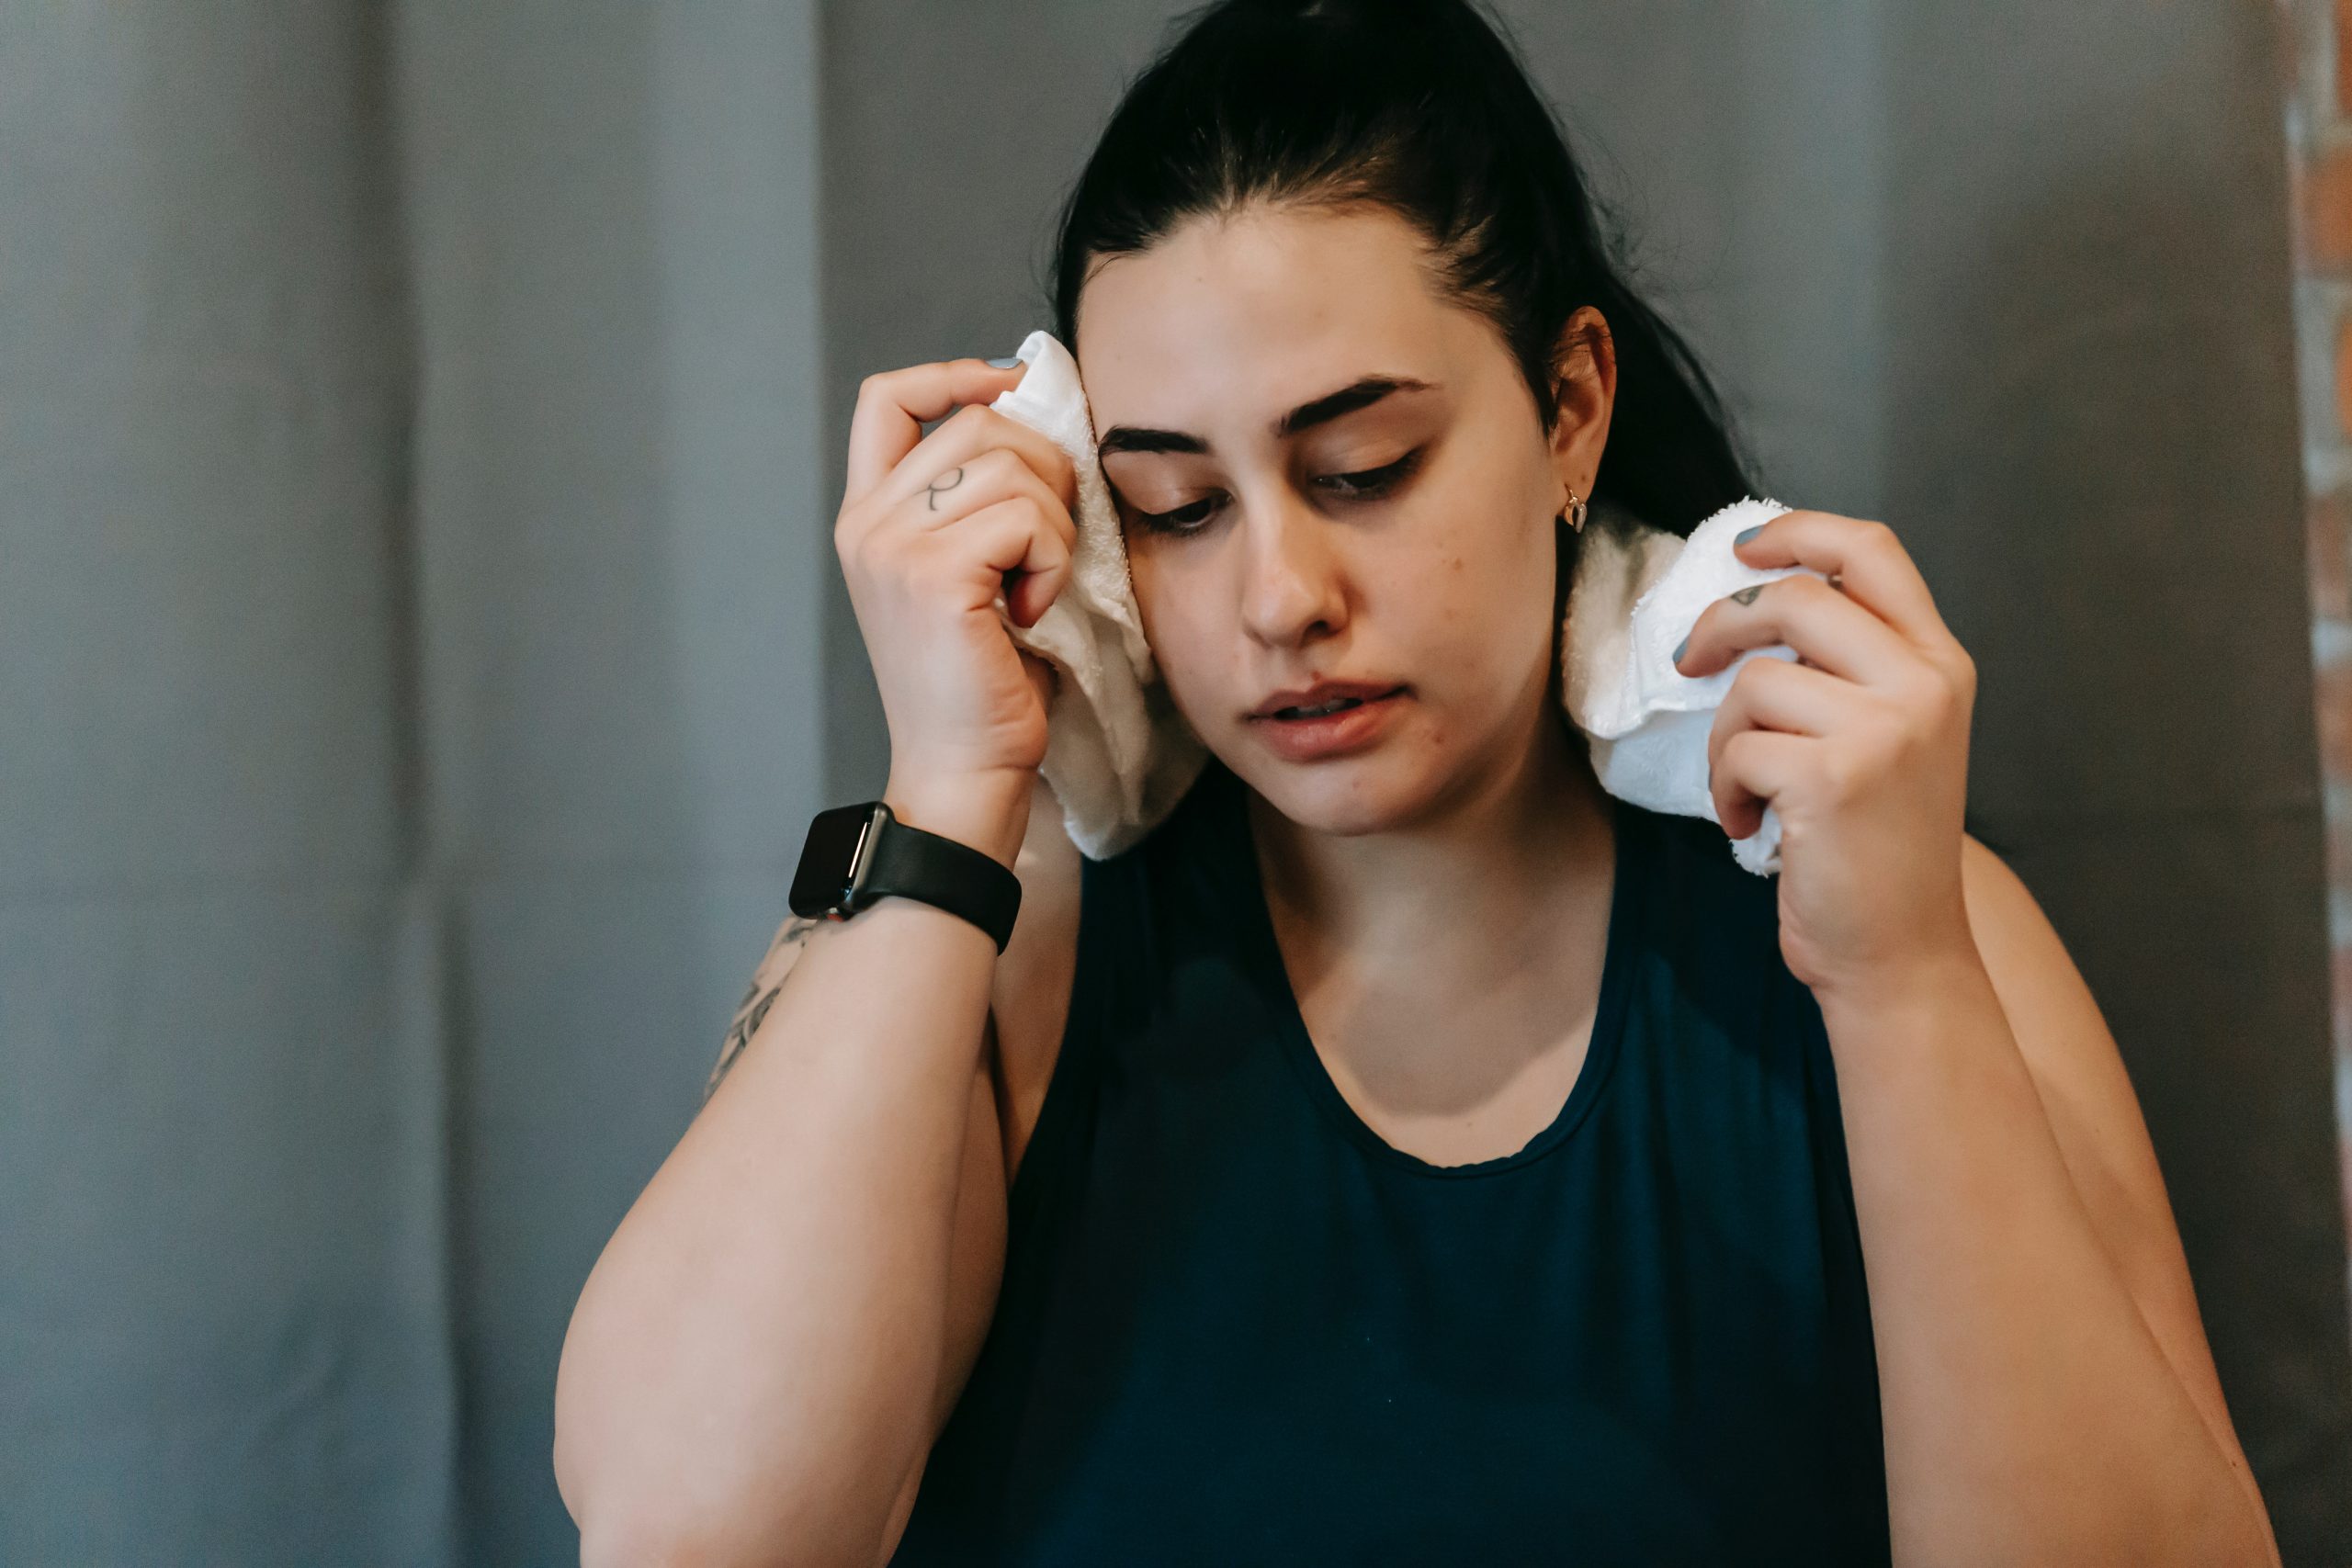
[1045,0,1762,542]
[1038,3,2026,859]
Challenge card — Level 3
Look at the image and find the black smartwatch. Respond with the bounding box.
[789,799,1023,953]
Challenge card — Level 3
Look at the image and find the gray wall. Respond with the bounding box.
[1,1,2344,1563]
[2,1,827,1562]
[0,4,453,1562]
[394,2,829,1560]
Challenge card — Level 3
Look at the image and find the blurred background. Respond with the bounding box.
[6,1,2352,1562]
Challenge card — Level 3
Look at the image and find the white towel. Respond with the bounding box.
[989,328,1818,874]
[988,330,1209,859]
[1561,494,1824,875]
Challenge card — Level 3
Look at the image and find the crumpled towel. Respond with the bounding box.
[987,329,1208,859]
[1561,494,1825,875]
[989,328,1819,874]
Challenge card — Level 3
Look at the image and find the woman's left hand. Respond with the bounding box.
[1671,509,1979,1002]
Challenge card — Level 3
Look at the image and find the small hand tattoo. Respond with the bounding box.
[924,466,967,512]
[1729,583,1764,606]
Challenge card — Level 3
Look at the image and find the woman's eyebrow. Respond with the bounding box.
[1095,375,1438,457]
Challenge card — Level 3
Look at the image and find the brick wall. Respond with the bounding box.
[2283,0,2352,1235]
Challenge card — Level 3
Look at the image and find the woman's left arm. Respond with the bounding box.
[1676,511,2281,1568]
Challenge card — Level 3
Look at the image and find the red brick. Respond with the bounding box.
[2339,0,2352,118]
[2337,319,2352,440]
[2313,490,2352,623]
[2313,651,2352,782]
[2296,146,2352,268]
[2331,782,2352,878]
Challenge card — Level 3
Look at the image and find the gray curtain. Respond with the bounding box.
[4,2,2346,1564]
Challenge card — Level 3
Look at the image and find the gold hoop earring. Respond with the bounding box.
[1562,487,1589,534]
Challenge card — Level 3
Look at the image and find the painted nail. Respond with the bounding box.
[1671,635,1688,663]
[1734,524,1762,546]
[985,355,1022,368]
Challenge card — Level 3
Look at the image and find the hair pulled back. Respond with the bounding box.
[1046,0,1761,538]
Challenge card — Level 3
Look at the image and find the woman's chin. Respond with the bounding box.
[1236,750,1444,839]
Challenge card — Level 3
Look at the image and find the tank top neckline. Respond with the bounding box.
[1197,760,1647,1181]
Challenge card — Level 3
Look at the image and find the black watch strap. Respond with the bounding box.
[863,809,1022,953]
[791,800,1023,953]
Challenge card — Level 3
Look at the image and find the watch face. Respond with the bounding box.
[790,802,887,917]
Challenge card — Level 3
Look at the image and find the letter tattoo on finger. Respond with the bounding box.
[924,466,967,512]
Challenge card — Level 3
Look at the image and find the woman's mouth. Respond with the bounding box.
[1272,694,1368,719]
[1250,686,1408,761]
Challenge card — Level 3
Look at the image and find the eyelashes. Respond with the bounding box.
[1126,447,1428,537]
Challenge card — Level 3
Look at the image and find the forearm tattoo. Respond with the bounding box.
[703,914,821,1101]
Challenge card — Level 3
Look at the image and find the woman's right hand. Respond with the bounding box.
[836,357,1077,795]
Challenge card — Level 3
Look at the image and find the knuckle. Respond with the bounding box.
[1909,663,1959,715]
[849,527,895,576]
[1821,747,1865,802]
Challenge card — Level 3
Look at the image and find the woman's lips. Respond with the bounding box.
[1248,686,1408,762]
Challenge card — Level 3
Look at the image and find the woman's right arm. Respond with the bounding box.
[553,356,1080,1567]
[553,773,1024,1568]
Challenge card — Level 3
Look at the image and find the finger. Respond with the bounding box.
[883,401,1080,520]
[1730,510,1957,654]
[1709,650,1852,743]
[958,496,1074,626]
[877,446,1076,571]
[1676,571,1910,686]
[843,357,1030,507]
[1713,727,1814,840]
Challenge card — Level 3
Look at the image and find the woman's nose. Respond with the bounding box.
[1238,497,1347,649]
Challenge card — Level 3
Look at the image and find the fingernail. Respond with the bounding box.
[985,355,1022,368]
[1671,635,1688,663]
[1734,524,1761,547]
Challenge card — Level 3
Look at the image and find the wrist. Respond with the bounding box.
[881,769,1035,869]
[1810,942,1996,1034]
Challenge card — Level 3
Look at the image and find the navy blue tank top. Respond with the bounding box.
[890,756,1890,1564]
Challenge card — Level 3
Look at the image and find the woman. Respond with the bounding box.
[554,2,2281,1562]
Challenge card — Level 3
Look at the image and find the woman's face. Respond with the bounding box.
[1075,202,1614,834]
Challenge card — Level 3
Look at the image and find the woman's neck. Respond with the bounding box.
[1243,707,1617,974]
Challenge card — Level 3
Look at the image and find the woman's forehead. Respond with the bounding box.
[1075,209,1487,443]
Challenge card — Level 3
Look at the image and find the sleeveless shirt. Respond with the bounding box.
[888,755,1891,1565]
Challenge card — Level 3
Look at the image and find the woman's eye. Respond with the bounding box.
[1317,450,1423,500]
[1134,496,1220,536]
[1130,449,1424,537]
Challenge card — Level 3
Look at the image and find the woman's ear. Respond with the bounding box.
[1549,306,1616,500]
